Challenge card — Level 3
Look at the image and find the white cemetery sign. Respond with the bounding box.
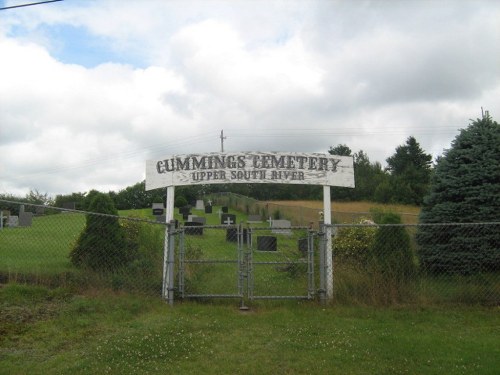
[146,152,354,190]
[145,151,354,302]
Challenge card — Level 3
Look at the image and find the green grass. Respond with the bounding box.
[0,213,85,275]
[1,284,499,375]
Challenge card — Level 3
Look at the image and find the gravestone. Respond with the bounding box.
[7,215,19,228]
[187,214,198,222]
[62,202,76,210]
[222,206,229,213]
[298,238,308,257]
[204,205,212,214]
[152,203,164,216]
[184,221,203,235]
[271,219,292,235]
[35,206,45,215]
[221,213,236,225]
[179,206,191,215]
[226,228,248,243]
[247,215,262,223]
[195,200,205,210]
[19,212,33,227]
[257,236,277,251]
[0,210,9,229]
[192,216,206,225]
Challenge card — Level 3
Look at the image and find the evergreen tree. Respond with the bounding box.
[386,136,432,204]
[417,115,500,274]
[70,192,133,271]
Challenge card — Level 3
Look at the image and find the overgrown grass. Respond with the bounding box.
[1,284,499,375]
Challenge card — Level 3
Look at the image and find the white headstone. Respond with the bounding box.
[247,215,262,223]
[195,200,205,210]
[271,219,292,235]
[7,215,19,228]
[19,212,33,227]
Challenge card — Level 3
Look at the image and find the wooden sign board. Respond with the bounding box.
[146,152,354,190]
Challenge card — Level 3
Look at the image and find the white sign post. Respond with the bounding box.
[163,186,175,302]
[146,152,354,302]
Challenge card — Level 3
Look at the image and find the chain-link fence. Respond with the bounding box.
[329,222,500,306]
[0,201,166,295]
[1,200,498,306]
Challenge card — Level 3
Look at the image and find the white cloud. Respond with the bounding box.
[0,0,499,197]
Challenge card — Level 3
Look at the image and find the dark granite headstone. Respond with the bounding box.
[298,238,308,257]
[257,236,277,251]
[204,205,212,214]
[222,206,229,213]
[226,228,248,243]
[184,221,203,235]
[221,213,236,225]
[192,217,206,225]
[152,203,164,216]
[179,206,191,215]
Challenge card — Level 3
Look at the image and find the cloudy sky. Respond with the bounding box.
[1,0,499,197]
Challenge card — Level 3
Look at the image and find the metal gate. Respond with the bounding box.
[176,224,317,303]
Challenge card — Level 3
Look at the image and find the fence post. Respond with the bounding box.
[318,224,326,304]
[167,220,176,306]
[162,186,175,301]
[307,228,315,299]
[323,186,333,300]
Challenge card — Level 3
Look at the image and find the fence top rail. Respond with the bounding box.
[328,222,500,228]
[0,199,167,225]
[179,224,311,230]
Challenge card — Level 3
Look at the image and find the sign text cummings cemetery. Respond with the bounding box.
[146,152,354,190]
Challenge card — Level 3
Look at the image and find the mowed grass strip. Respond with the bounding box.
[1,284,499,375]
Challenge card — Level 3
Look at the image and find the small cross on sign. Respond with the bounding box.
[224,217,234,225]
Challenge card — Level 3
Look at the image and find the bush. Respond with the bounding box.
[333,219,377,266]
[174,196,188,208]
[70,193,134,271]
[369,212,416,281]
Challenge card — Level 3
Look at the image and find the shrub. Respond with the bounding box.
[333,219,376,266]
[369,212,416,281]
[174,195,188,208]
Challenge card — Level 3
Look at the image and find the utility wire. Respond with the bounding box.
[0,0,63,11]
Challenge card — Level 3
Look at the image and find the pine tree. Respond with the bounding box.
[70,192,132,271]
[386,136,432,204]
[417,115,500,274]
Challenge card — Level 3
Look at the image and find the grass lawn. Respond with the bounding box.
[0,213,85,276]
[1,284,499,375]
